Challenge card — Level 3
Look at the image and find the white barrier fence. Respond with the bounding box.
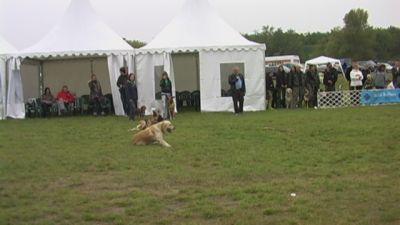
[318,89,400,108]
[317,90,361,108]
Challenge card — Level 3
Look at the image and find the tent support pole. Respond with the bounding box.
[39,61,44,95]
[90,59,94,74]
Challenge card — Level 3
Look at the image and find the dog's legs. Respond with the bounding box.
[159,140,171,148]
[158,139,171,148]
[154,134,172,148]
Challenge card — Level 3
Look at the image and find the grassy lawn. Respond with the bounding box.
[1,105,399,225]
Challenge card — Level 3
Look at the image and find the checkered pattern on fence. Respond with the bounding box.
[317,90,361,108]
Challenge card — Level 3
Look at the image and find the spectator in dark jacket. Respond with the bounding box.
[160,71,172,119]
[117,67,129,115]
[287,66,304,108]
[391,61,400,88]
[126,73,138,120]
[41,87,55,118]
[265,72,274,110]
[296,66,306,108]
[88,74,106,116]
[275,65,286,108]
[373,64,387,89]
[345,66,352,89]
[305,64,320,108]
[323,63,338,91]
[228,66,246,114]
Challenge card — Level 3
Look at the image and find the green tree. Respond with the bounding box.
[243,8,399,62]
[124,39,146,48]
[340,8,374,60]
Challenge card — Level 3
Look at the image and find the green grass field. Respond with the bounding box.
[1,105,400,225]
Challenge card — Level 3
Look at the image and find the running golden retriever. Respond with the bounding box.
[132,120,175,148]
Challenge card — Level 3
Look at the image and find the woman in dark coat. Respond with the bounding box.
[126,73,138,120]
[88,74,105,116]
[305,64,320,107]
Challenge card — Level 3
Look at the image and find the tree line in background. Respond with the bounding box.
[126,9,400,62]
[243,9,400,62]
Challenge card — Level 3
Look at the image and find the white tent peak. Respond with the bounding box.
[141,0,264,52]
[306,56,340,64]
[21,0,133,58]
[0,35,17,55]
[305,55,344,74]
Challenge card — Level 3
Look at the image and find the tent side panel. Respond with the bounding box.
[42,58,111,97]
[199,49,265,112]
[136,53,175,116]
[21,63,40,100]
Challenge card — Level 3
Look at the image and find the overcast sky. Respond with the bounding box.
[0,0,399,50]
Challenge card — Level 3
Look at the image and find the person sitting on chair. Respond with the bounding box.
[56,85,75,115]
[88,74,106,116]
[41,87,55,118]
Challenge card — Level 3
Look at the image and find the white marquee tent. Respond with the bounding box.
[0,36,19,119]
[305,56,344,74]
[18,0,134,117]
[136,0,266,113]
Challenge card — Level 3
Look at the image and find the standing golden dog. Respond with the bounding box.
[168,96,176,120]
[285,88,293,109]
[132,120,175,148]
[303,89,310,108]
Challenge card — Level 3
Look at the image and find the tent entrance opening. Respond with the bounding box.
[172,53,200,112]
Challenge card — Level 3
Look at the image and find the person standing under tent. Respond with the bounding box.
[117,67,129,115]
[323,63,338,92]
[228,66,246,114]
[160,71,172,119]
[88,74,106,116]
[126,73,138,121]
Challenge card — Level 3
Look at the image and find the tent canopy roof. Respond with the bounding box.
[0,35,17,55]
[20,0,133,59]
[305,56,341,66]
[305,56,344,73]
[140,0,265,53]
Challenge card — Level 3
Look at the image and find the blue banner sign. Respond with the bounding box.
[361,89,400,105]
